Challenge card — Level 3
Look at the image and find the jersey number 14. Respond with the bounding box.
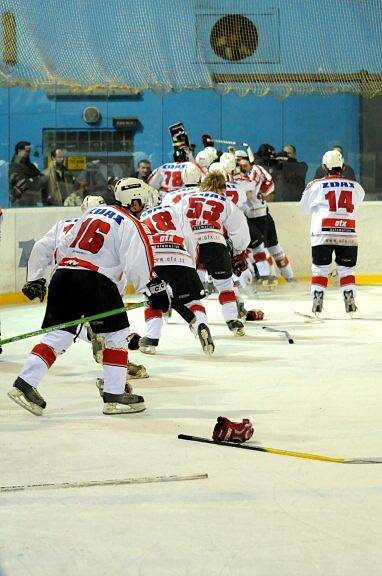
[325,190,354,213]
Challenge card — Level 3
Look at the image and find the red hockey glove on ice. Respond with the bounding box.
[127,333,141,350]
[245,309,265,321]
[232,252,248,276]
[212,416,254,443]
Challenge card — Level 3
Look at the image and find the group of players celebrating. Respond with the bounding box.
[7,129,365,420]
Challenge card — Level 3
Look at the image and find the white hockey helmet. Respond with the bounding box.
[81,195,106,213]
[195,146,218,168]
[181,162,202,186]
[219,152,236,174]
[322,149,344,171]
[235,149,249,160]
[114,177,151,208]
[208,162,227,177]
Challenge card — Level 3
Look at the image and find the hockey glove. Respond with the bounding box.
[232,251,248,276]
[22,278,47,302]
[212,416,254,443]
[245,309,264,321]
[146,278,170,312]
[128,332,141,351]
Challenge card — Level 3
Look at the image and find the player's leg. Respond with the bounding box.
[311,245,333,314]
[335,246,358,314]
[265,213,295,282]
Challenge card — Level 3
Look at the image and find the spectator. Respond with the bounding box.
[314,145,356,181]
[9,141,44,207]
[134,159,152,182]
[273,144,308,201]
[41,147,74,206]
[63,177,87,206]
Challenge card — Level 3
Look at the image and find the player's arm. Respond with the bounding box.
[224,201,251,252]
[147,167,163,191]
[26,222,60,282]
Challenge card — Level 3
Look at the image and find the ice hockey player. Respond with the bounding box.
[300,149,365,315]
[115,177,214,356]
[148,147,203,200]
[167,171,251,336]
[22,195,148,381]
[234,158,295,285]
[8,185,170,416]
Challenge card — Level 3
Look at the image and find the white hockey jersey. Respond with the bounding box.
[27,217,79,282]
[57,205,154,293]
[234,166,274,219]
[140,204,197,269]
[300,175,365,246]
[166,190,250,251]
[148,162,203,196]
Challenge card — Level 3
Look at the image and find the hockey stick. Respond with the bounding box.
[0,301,145,346]
[0,473,208,493]
[178,435,382,464]
[262,326,294,344]
[204,137,250,148]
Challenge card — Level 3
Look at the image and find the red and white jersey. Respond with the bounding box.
[148,162,203,197]
[224,180,247,210]
[233,165,274,218]
[140,204,197,269]
[27,217,79,282]
[300,175,365,246]
[57,205,154,293]
[167,190,250,250]
[161,185,200,207]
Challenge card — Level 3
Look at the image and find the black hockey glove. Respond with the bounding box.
[146,278,170,312]
[232,252,248,276]
[22,278,47,302]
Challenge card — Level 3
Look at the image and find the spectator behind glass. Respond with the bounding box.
[314,145,356,181]
[9,141,44,207]
[41,146,74,206]
[273,144,308,201]
[134,159,152,182]
[63,176,88,206]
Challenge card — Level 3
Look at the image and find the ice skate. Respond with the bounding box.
[344,290,357,316]
[8,377,46,416]
[312,290,324,315]
[236,298,247,320]
[226,319,245,337]
[256,276,278,290]
[97,377,134,396]
[139,336,159,355]
[102,391,146,414]
[127,362,149,379]
[197,323,215,356]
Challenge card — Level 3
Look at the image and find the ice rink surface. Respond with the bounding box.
[1,283,382,576]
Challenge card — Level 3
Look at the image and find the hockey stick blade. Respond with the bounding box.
[262,326,294,344]
[0,473,208,493]
[178,435,382,464]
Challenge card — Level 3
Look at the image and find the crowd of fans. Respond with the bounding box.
[6,139,356,208]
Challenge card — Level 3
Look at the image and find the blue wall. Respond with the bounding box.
[0,87,360,206]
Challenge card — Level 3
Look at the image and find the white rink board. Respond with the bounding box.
[0,202,381,295]
[0,286,382,576]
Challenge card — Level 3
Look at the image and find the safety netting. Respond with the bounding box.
[1,0,382,97]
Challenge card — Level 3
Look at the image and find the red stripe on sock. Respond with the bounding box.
[276,256,289,268]
[31,343,57,368]
[254,252,267,263]
[189,304,206,314]
[340,275,355,287]
[102,348,128,368]
[144,307,163,321]
[311,276,328,288]
[218,290,236,305]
